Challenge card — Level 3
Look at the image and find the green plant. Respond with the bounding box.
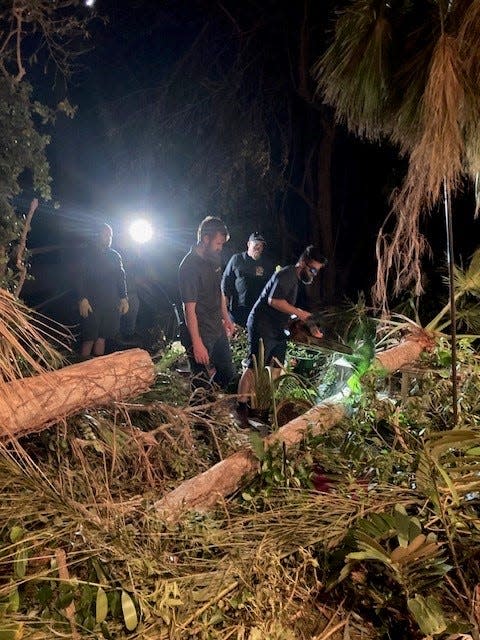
[250,339,275,412]
[336,506,453,637]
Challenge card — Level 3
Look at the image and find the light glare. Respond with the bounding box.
[129,219,153,244]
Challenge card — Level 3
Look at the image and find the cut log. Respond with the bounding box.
[155,336,431,518]
[0,349,154,440]
[375,335,431,372]
[155,403,346,515]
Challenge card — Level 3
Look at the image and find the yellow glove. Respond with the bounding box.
[119,297,129,315]
[79,298,93,318]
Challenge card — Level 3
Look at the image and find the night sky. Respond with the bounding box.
[23,0,480,327]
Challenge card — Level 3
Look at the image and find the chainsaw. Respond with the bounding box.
[287,317,353,355]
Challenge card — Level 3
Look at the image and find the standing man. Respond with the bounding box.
[77,223,129,357]
[221,232,274,327]
[178,216,236,390]
[236,245,327,422]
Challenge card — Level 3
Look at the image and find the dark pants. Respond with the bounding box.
[246,319,287,368]
[180,325,235,390]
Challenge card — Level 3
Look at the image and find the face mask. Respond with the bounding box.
[299,267,314,285]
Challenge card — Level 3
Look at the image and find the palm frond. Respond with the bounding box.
[314,0,393,140]
[0,288,68,382]
[339,507,452,595]
[458,0,480,178]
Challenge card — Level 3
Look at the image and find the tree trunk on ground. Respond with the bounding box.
[154,336,430,518]
[0,349,154,440]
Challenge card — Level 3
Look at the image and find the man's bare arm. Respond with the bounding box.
[221,294,235,336]
[184,302,210,364]
[268,297,311,322]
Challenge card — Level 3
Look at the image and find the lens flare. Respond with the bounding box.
[129,219,153,244]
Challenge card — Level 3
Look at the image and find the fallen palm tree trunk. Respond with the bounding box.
[155,335,432,517]
[0,349,154,440]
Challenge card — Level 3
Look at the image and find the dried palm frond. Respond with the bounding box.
[373,33,465,305]
[373,205,430,307]
[314,0,393,140]
[317,1,480,306]
[0,288,68,382]
[459,2,480,181]
[403,34,464,210]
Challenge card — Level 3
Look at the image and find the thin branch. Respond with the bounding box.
[13,3,25,83]
[15,198,38,298]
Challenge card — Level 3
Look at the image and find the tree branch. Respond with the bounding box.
[15,197,38,298]
[13,2,25,83]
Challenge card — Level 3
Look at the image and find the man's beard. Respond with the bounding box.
[205,247,222,264]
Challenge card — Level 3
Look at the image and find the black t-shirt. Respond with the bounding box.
[77,246,127,309]
[249,265,299,335]
[221,251,274,322]
[178,248,224,343]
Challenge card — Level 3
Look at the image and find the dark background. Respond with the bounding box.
[20,0,480,335]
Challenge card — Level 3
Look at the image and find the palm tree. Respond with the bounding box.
[313,0,480,423]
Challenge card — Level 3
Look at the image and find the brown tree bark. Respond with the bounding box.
[155,336,430,518]
[0,349,154,440]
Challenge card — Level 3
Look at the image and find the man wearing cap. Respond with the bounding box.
[221,232,274,327]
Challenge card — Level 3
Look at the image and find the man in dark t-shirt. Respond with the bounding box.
[236,245,327,422]
[221,232,274,327]
[77,223,129,357]
[178,216,235,390]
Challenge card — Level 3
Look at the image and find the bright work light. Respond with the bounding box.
[129,219,153,244]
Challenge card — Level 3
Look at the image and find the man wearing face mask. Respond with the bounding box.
[221,232,273,327]
[236,245,327,424]
[178,216,236,390]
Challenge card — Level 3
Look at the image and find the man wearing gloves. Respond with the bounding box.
[77,223,129,357]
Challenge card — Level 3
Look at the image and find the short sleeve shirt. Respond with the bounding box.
[178,248,224,343]
[221,252,274,311]
[249,265,299,336]
[77,246,127,309]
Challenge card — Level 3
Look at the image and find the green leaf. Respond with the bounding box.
[7,588,19,613]
[407,595,447,635]
[108,590,121,618]
[57,590,74,609]
[100,622,113,640]
[96,587,108,624]
[83,614,95,631]
[121,591,138,631]
[466,446,480,456]
[9,527,23,544]
[249,432,265,461]
[13,546,28,579]
[0,624,24,640]
[346,549,391,564]
[37,584,53,607]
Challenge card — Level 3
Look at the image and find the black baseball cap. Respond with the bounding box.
[248,232,266,244]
